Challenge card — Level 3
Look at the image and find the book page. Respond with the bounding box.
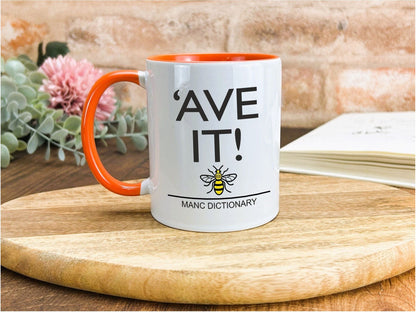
[281,112,415,156]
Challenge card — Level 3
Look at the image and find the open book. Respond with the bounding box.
[280,111,415,188]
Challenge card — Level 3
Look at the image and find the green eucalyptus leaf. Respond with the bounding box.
[51,109,64,121]
[98,125,108,138]
[23,105,41,119]
[45,141,51,160]
[134,109,142,120]
[131,134,148,151]
[63,115,81,133]
[29,71,47,85]
[116,115,127,136]
[74,134,82,150]
[45,108,55,115]
[17,54,32,63]
[4,59,25,77]
[13,126,24,138]
[135,119,148,131]
[13,125,26,138]
[1,107,10,123]
[142,110,147,119]
[1,132,19,153]
[108,123,117,133]
[125,114,133,128]
[37,135,45,147]
[7,118,19,131]
[19,111,32,123]
[14,73,28,85]
[37,115,54,134]
[27,133,39,154]
[22,124,31,136]
[100,138,108,147]
[80,155,86,166]
[58,147,65,161]
[1,78,17,99]
[6,100,19,115]
[29,83,42,92]
[34,102,47,111]
[74,152,81,165]
[24,62,38,71]
[36,92,50,102]
[17,140,27,151]
[51,129,69,142]
[107,110,117,122]
[115,136,127,154]
[1,144,10,168]
[7,91,27,109]
[18,55,38,71]
[64,139,75,148]
[18,85,37,102]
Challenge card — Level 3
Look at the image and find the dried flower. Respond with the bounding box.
[39,55,116,120]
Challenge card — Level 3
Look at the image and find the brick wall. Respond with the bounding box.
[2,0,414,128]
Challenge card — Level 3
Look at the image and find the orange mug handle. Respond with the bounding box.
[81,70,148,196]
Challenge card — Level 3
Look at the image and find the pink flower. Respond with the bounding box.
[39,55,116,120]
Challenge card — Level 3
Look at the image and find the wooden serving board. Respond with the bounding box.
[1,173,414,305]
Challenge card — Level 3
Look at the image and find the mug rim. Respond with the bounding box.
[147,53,279,63]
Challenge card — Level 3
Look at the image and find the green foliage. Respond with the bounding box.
[1,55,148,168]
[95,102,148,155]
[37,41,70,66]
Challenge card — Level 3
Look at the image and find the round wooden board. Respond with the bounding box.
[1,173,414,305]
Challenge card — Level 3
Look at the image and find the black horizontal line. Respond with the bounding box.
[167,190,271,201]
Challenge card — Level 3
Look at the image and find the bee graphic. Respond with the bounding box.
[200,165,237,195]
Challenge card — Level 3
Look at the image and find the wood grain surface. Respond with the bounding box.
[2,129,415,311]
[2,173,414,305]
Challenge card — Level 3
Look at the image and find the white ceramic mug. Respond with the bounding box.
[81,53,281,232]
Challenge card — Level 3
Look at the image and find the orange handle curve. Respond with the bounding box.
[81,70,143,196]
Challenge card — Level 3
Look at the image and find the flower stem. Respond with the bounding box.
[19,117,84,156]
